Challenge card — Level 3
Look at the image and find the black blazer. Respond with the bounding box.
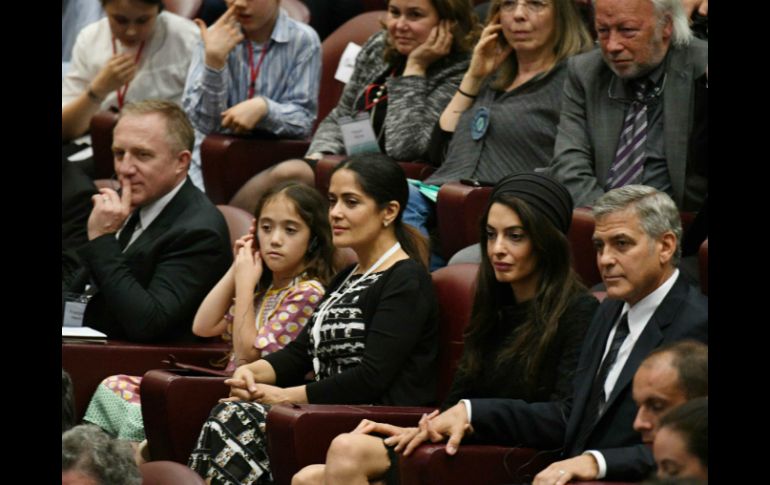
[470,273,708,481]
[66,178,232,342]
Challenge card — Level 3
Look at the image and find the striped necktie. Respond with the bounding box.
[606,80,652,190]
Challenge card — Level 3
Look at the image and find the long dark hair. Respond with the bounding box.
[456,193,585,392]
[331,154,429,268]
[253,182,335,288]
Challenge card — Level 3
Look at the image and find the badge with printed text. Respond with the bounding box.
[339,113,382,155]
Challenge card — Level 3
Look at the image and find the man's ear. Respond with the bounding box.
[658,230,677,265]
[175,150,192,175]
[661,14,673,44]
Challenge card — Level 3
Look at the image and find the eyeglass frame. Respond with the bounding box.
[498,0,551,14]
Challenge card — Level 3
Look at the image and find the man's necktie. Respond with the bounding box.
[606,80,651,190]
[118,210,141,250]
[572,313,630,451]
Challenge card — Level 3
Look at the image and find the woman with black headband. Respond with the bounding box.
[293,173,599,485]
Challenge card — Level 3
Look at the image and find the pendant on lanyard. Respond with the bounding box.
[111,37,145,110]
[246,40,271,99]
[471,106,490,141]
[310,242,402,374]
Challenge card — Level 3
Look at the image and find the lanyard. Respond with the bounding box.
[246,39,271,99]
[359,68,396,114]
[363,82,388,111]
[111,38,145,109]
[310,242,401,374]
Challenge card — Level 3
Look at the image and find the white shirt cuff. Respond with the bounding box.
[583,450,607,479]
[460,399,472,422]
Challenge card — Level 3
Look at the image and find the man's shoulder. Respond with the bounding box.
[168,181,228,230]
[680,37,708,56]
[672,38,708,69]
[158,10,199,35]
[75,16,109,44]
[281,11,321,48]
[665,276,708,319]
[654,275,708,343]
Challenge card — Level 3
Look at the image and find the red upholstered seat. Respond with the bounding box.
[216,204,254,244]
[89,109,120,180]
[314,156,435,197]
[435,182,493,261]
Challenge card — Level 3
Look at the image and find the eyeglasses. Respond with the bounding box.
[499,0,550,14]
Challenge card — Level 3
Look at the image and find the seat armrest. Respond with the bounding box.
[62,340,228,421]
[399,443,559,485]
[141,369,229,463]
[266,404,433,485]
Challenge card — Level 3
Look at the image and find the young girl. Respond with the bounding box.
[82,182,335,445]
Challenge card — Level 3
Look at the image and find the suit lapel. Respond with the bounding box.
[601,275,688,413]
[564,300,624,447]
[123,179,194,257]
[663,46,694,208]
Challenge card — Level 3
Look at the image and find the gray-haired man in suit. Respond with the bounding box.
[549,0,707,212]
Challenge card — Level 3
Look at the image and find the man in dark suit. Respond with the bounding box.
[548,0,708,212]
[63,100,231,342]
[401,185,707,482]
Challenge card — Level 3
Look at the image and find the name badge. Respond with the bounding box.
[62,293,90,327]
[339,113,381,156]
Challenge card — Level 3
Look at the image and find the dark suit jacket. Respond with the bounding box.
[62,157,98,288]
[66,178,232,342]
[469,273,708,481]
[549,39,708,211]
